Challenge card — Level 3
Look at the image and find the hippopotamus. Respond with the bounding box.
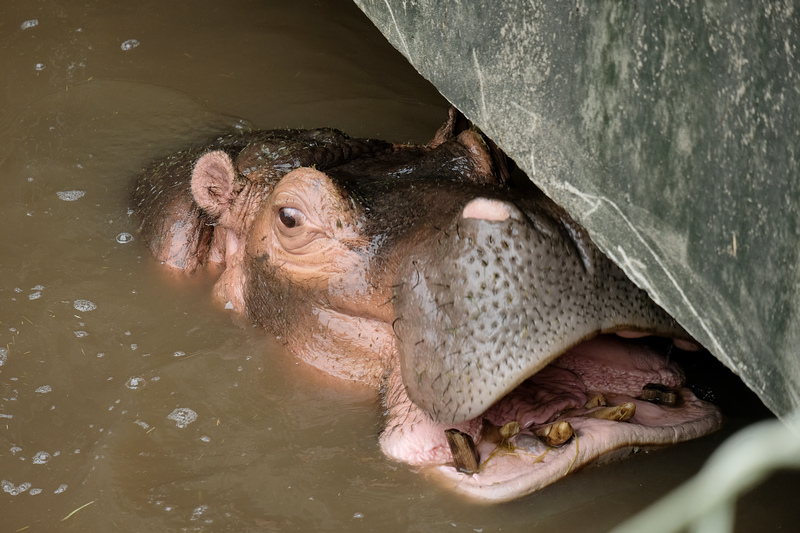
[132,109,722,501]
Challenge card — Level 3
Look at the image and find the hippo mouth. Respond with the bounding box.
[381,334,722,502]
[438,335,720,501]
[380,197,723,501]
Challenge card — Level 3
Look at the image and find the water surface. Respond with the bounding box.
[0,1,796,531]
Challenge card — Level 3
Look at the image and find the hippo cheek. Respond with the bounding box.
[388,197,722,501]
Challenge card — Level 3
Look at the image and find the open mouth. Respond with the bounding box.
[381,197,723,501]
[427,334,722,501]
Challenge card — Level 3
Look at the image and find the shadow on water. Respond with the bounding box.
[0,1,797,531]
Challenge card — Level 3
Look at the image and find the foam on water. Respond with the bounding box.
[73,299,97,312]
[1,480,31,496]
[167,408,198,429]
[56,190,85,201]
[126,377,146,389]
[32,452,51,465]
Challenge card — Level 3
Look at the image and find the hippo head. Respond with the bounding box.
[133,110,721,501]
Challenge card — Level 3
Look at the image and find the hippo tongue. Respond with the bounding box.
[393,196,690,425]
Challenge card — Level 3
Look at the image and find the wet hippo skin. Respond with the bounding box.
[132,109,721,501]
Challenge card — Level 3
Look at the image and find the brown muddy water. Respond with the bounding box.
[0,1,797,531]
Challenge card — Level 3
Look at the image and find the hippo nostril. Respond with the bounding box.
[462,198,512,222]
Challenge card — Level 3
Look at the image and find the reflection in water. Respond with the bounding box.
[0,1,796,531]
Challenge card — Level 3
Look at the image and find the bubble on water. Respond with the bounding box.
[97,352,105,358]
[121,39,140,51]
[32,451,51,464]
[28,291,41,300]
[73,299,97,312]
[0,414,12,419]
[74,331,88,338]
[0,347,7,366]
[54,484,68,494]
[35,385,52,394]
[173,351,185,358]
[190,504,208,521]
[167,408,197,429]
[2,480,31,495]
[10,447,22,455]
[126,377,146,389]
[353,512,364,519]
[224,301,234,310]
[34,63,45,71]
[21,19,38,30]
[130,344,138,351]
[134,419,150,430]
[56,190,85,201]
[31,285,45,291]
[116,232,134,244]
[200,435,211,443]
[29,488,42,495]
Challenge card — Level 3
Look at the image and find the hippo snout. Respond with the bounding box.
[393,192,690,424]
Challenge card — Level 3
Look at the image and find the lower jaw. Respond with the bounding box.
[393,335,724,502]
[431,386,722,502]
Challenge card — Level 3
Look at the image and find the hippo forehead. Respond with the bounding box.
[323,171,509,239]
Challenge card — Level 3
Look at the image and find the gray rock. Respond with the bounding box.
[354,0,800,418]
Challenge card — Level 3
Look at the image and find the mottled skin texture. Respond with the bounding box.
[393,190,692,423]
[132,110,722,501]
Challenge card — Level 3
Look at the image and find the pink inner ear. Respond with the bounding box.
[191,150,236,217]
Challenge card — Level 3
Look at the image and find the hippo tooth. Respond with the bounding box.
[640,383,679,407]
[445,428,480,475]
[584,394,608,409]
[585,402,636,422]
[534,420,574,447]
[499,421,521,440]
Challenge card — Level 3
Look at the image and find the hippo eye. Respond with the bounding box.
[278,207,304,228]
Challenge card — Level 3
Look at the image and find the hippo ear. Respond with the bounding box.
[430,108,511,185]
[454,130,512,186]
[429,106,471,148]
[191,151,237,217]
